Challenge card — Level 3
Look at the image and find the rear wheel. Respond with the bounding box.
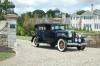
[57,39,67,52]
[77,45,86,50]
[33,37,39,47]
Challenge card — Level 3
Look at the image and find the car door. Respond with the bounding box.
[36,25,44,41]
[43,25,55,42]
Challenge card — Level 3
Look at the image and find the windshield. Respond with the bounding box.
[51,25,65,30]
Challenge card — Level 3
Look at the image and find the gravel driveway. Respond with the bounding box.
[0,39,100,66]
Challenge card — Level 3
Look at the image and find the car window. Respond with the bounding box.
[55,26,59,29]
[60,26,65,30]
[38,26,44,30]
[51,26,55,30]
[45,25,51,30]
[51,25,65,30]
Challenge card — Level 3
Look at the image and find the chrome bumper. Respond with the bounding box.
[67,43,87,46]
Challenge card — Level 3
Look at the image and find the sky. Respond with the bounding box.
[10,0,100,15]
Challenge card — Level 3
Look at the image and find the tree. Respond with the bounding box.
[76,10,86,15]
[66,13,70,17]
[32,9,45,18]
[0,0,15,20]
[26,12,32,17]
[0,0,2,13]
[46,9,54,18]
[23,13,30,29]
[2,0,15,14]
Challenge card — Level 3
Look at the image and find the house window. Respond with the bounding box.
[10,24,15,29]
[84,16,93,20]
[73,17,75,20]
[95,24,100,29]
[99,16,100,19]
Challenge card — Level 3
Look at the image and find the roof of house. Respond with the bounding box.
[70,13,79,17]
[71,9,100,17]
[81,10,93,16]
[93,9,100,15]
[35,23,66,26]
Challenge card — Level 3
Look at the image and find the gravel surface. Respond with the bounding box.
[0,39,100,66]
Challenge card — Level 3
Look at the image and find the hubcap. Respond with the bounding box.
[34,37,38,45]
[59,41,64,49]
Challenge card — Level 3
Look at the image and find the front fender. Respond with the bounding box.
[56,36,68,41]
[31,35,36,42]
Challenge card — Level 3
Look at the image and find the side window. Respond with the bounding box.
[10,24,15,29]
[45,25,51,30]
[38,26,44,30]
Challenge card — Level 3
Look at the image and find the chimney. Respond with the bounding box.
[91,4,93,13]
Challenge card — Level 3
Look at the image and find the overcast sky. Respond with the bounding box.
[10,0,100,15]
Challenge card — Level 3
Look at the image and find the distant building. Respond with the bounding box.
[70,4,100,31]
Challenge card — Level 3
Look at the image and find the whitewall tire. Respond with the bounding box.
[57,39,67,52]
[33,37,39,47]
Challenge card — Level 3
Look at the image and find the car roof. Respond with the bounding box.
[35,23,66,26]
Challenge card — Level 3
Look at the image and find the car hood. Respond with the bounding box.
[53,30,68,33]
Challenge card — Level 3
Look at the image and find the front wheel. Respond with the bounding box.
[57,39,67,52]
[33,37,39,47]
[77,45,86,50]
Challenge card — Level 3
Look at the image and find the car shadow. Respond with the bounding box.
[38,45,79,52]
[87,44,100,48]
[38,45,57,50]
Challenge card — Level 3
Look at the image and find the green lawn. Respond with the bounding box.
[0,52,15,61]
[17,36,32,40]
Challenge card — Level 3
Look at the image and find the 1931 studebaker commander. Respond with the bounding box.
[31,23,87,52]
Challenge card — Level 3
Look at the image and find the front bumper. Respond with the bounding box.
[67,43,87,46]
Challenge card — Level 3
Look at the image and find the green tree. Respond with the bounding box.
[26,12,32,17]
[76,10,86,15]
[0,0,15,20]
[2,0,15,14]
[23,13,30,30]
[32,9,45,18]
[66,13,70,17]
[0,0,2,13]
[46,9,54,18]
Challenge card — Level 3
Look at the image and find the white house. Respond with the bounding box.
[70,9,100,31]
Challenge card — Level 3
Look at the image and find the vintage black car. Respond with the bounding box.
[31,23,87,52]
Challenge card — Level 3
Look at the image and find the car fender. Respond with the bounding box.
[56,36,68,43]
[31,35,36,42]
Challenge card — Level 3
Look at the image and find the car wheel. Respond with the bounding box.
[77,45,86,50]
[57,39,67,52]
[33,37,39,47]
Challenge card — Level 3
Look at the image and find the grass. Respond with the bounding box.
[0,51,15,61]
[73,30,100,36]
[17,36,32,40]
